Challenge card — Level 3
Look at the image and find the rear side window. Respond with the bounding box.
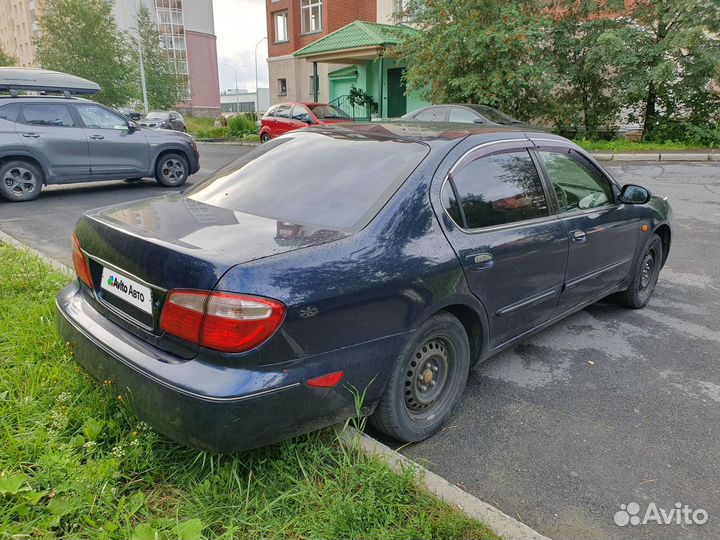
[20,104,75,127]
[187,131,429,231]
[442,150,549,229]
[0,103,21,122]
[275,105,290,118]
[264,105,278,118]
[418,107,447,122]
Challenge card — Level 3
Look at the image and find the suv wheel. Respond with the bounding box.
[155,153,189,187]
[0,160,43,202]
[370,312,470,442]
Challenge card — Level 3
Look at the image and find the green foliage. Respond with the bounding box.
[647,121,720,148]
[348,86,378,114]
[36,0,135,107]
[580,0,720,137]
[0,243,497,539]
[0,47,17,66]
[227,114,257,137]
[574,138,712,152]
[394,0,556,121]
[195,127,230,140]
[132,5,181,110]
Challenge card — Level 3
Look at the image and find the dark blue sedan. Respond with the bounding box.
[56,122,672,452]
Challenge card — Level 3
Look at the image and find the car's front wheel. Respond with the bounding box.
[613,233,663,309]
[155,153,189,187]
[370,312,470,442]
[0,160,43,202]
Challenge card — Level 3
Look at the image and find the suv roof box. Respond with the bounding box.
[0,67,100,96]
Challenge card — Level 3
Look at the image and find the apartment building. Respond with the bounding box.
[0,0,220,116]
[265,0,400,105]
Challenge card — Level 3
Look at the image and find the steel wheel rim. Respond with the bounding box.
[639,249,656,290]
[3,167,36,196]
[404,338,451,413]
[161,159,185,183]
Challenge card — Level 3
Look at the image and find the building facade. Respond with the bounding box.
[0,0,220,116]
[220,88,271,114]
[265,0,400,106]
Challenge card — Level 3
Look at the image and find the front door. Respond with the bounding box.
[536,147,640,314]
[438,144,568,348]
[273,104,293,136]
[15,103,91,181]
[387,68,407,118]
[74,104,149,179]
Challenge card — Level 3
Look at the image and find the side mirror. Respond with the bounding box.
[620,184,651,204]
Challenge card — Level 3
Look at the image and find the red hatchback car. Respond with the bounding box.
[259,102,353,142]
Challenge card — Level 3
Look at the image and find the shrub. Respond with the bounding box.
[648,121,720,149]
[194,127,229,140]
[228,114,257,137]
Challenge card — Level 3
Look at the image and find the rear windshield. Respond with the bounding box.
[186,131,429,231]
[309,104,351,120]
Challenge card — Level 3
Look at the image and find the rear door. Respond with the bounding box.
[535,146,640,313]
[438,142,568,348]
[273,104,293,136]
[74,104,150,179]
[15,102,91,180]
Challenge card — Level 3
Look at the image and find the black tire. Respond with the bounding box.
[613,233,663,309]
[260,133,271,143]
[155,153,189,187]
[0,160,43,202]
[370,312,470,442]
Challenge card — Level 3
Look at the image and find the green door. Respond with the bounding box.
[387,68,407,118]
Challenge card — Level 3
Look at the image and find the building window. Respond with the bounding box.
[278,78,287,96]
[274,11,288,42]
[301,0,322,34]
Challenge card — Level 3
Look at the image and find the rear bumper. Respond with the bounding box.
[56,283,399,452]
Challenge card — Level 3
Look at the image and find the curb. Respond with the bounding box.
[2,230,548,539]
[194,140,260,146]
[591,152,719,162]
[0,230,72,275]
[338,426,550,540]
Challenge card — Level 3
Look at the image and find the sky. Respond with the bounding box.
[213,0,269,93]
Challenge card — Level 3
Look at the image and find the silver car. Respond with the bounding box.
[0,96,200,202]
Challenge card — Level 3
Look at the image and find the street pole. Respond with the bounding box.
[134,2,149,115]
[224,64,246,113]
[254,36,267,115]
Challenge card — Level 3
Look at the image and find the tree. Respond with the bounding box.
[392,0,556,121]
[36,0,135,106]
[546,4,623,137]
[132,5,180,110]
[598,0,720,137]
[0,48,17,66]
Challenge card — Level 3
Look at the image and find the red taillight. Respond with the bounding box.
[160,290,285,353]
[307,371,344,388]
[71,233,93,290]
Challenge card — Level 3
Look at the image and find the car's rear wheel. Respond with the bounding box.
[0,160,43,202]
[155,153,189,187]
[613,233,663,309]
[260,133,271,143]
[370,312,470,442]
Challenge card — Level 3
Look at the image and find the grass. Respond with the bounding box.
[0,243,497,540]
[186,117,260,142]
[573,138,715,152]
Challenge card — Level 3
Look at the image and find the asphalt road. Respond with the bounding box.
[1,144,718,539]
[0,143,254,264]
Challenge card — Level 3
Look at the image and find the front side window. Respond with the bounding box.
[76,105,128,130]
[292,104,311,122]
[449,107,480,124]
[442,150,549,229]
[274,11,288,42]
[187,131,429,231]
[275,104,291,118]
[20,104,75,127]
[539,150,614,212]
[301,0,322,33]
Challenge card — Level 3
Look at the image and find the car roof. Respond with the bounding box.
[303,121,556,146]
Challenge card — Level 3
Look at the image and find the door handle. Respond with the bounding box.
[466,252,494,270]
[89,135,105,140]
[22,133,40,138]
[570,230,587,242]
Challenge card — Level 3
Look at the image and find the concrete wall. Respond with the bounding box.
[267,55,346,105]
[186,30,221,114]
